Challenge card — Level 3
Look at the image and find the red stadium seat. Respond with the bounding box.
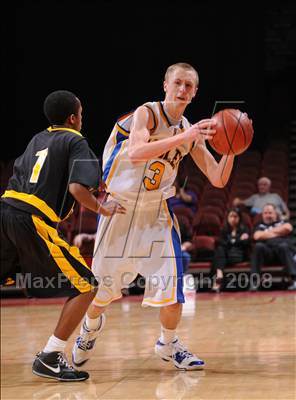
[238,150,261,162]
[200,197,227,209]
[191,235,216,262]
[241,212,253,230]
[229,188,254,200]
[200,186,227,203]
[193,213,221,236]
[68,206,98,243]
[232,181,257,192]
[233,166,259,178]
[252,213,263,227]
[175,214,193,236]
[192,235,216,250]
[198,205,225,222]
[173,205,195,224]
[261,165,288,176]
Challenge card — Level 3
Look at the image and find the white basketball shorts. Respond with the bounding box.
[91,194,185,307]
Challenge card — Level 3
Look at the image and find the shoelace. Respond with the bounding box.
[57,352,74,370]
[78,318,103,351]
[173,341,193,359]
[77,323,93,351]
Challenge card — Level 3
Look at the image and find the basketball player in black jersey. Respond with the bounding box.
[0,90,125,381]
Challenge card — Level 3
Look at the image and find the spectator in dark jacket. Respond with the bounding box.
[250,203,296,291]
[211,208,250,292]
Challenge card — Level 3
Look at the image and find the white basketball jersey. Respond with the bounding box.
[102,101,193,203]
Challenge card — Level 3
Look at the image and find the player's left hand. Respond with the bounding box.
[196,119,217,141]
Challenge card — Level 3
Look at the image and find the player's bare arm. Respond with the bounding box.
[190,141,235,188]
[69,183,126,216]
[128,106,216,162]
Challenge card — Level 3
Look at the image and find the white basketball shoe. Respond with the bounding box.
[72,314,106,367]
[155,338,205,370]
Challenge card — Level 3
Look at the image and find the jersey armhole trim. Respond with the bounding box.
[144,105,158,134]
[116,123,130,136]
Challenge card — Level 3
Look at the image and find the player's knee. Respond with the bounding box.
[164,302,182,312]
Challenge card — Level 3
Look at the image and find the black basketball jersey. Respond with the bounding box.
[2,127,100,222]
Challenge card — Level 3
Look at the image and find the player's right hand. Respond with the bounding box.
[98,200,126,216]
[185,119,216,143]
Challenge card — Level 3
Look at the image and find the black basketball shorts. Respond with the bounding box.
[0,202,97,297]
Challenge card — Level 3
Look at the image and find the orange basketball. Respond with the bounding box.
[208,109,254,155]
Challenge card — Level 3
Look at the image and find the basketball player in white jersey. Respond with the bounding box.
[72,63,235,370]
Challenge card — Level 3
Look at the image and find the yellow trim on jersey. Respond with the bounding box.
[110,125,117,146]
[2,190,61,222]
[116,123,129,137]
[47,127,82,137]
[164,200,173,230]
[105,141,127,186]
[142,201,177,305]
[93,294,123,306]
[32,216,94,293]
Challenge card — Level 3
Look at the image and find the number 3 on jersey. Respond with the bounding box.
[30,148,48,183]
[143,161,165,191]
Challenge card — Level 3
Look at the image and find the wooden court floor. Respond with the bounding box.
[1,291,295,400]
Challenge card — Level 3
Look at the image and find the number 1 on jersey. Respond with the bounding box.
[30,148,48,183]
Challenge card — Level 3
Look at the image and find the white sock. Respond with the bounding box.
[85,314,102,331]
[160,326,178,344]
[43,335,67,353]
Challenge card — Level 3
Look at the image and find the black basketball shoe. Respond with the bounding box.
[32,351,89,381]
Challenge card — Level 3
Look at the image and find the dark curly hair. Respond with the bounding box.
[43,90,80,125]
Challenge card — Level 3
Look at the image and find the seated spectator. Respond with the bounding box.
[210,208,251,292]
[250,203,296,291]
[169,177,197,214]
[233,176,290,220]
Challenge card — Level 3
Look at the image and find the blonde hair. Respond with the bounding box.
[164,63,199,86]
